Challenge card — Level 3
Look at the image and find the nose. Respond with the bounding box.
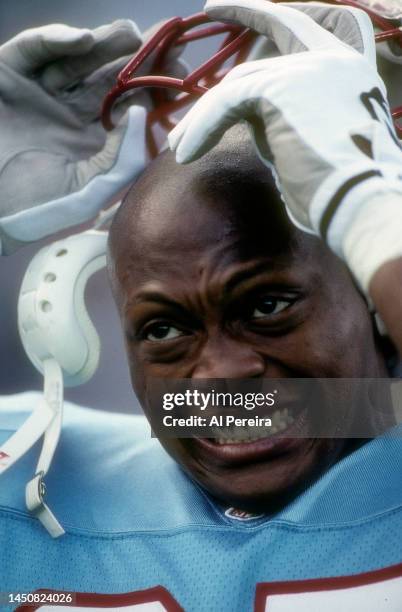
[192,334,265,379]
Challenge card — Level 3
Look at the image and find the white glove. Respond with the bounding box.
[0,21,172,254]
[169,0,402,294]
[246,1,376,63]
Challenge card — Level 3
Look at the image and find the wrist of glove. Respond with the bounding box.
[308,136,402,256]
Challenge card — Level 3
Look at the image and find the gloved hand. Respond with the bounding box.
[245,0,377,63]
[0,21,185,254]
[169,0,402,296]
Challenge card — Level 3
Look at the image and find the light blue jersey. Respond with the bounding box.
[1,392,402,611]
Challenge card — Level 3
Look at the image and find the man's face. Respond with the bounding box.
[111,171,386,513]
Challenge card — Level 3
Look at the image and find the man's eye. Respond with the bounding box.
[252,297,293,319]
[145,324,184,342]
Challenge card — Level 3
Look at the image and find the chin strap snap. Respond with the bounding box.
[26,471,64,538]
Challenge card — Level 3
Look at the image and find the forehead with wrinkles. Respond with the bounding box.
[107,127,298,299]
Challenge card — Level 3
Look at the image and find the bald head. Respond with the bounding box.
[108,125,295,299]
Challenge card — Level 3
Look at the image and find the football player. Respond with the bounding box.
[1,1,402,610]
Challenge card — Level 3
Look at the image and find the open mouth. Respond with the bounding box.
[193,405,309,466]
[212,406,296,445]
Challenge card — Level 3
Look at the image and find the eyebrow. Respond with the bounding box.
[223,260,287,295]
[129,260,294,310]
[127,292,201,324]
[128,292,186,311]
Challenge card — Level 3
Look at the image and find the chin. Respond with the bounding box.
[177,437,346,514]
[194,467,315,515]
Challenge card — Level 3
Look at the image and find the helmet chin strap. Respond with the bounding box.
[1,229,108,538]
[0,358,65,537]
[25,358,65,538]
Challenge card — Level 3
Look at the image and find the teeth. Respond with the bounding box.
[213,407,295,444]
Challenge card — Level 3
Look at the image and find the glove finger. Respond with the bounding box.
[61,52,137,121]
[0,24,94,74]
[169,76,260,163]
[55,14,189,120]
[282,2,376,65]
[40,20,142,92]
[168,56,268,144]
[205,0,346,54]
[64,49,188,123]
[169,54,309,161]
[75,105,148,187]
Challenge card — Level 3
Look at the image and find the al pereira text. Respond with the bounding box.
[163,415,272,427]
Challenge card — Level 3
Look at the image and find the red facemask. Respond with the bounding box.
[101,2,402,157]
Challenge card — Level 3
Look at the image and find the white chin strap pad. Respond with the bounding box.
[3,230,108,537]
[18,230,107,387]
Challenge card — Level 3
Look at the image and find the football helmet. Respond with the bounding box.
[102,0,402,155]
